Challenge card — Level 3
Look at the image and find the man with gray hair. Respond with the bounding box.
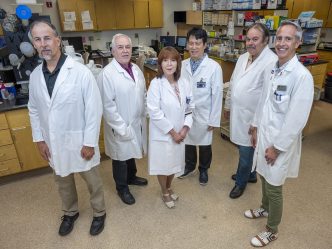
[98,34,148,205]
[245,21,313,247]
[28,20,106,236]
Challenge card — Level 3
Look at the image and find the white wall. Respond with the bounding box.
[0,0,193,49]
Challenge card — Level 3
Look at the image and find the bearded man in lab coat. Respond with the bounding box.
[224,23,277,199]
[245,21,314,247]
[98,34,148,205]
[178,27,223,185]
[28,20,106,236]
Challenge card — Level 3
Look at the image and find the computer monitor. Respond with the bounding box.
[176,36,187,48]
[62,37,84,52]
[160,36,175,47]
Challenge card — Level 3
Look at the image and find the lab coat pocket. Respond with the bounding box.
[116,125,135,141]
[271,94,290,113]
[65,131,83,150]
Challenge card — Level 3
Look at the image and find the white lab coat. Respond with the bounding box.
[252,55,314,186]
[181,56,223,145]
[28,57,102,177]
[147,76,194,175]
[97,59,147,161]
[225,46,277,146]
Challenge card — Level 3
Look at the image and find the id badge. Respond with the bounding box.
[197,78,206,88]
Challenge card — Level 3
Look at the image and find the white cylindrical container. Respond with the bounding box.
[64,45,84,64]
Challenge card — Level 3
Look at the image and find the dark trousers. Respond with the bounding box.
[185,145,212,172]
[112,158,137,193]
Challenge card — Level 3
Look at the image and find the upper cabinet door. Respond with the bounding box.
[95,0,117,30]
[286,0,294,18]
[116,1,135,29]
[149,0,163,28]
[290,0,330,21]
[76,0,97,31]
[326,1,332,28]
[134,0,150,28]
[57,0,80,31]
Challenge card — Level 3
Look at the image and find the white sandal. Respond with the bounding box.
[168,188,179,201]
[162,193,175,209]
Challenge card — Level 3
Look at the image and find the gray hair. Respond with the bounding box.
[111,33,132,50]
[277,20,303,41]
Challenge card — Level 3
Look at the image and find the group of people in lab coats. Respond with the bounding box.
[28,19,313,247]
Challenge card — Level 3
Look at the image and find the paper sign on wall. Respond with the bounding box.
[64,11,76,21]
[82,21,94,30]
[63,21,76,31]
[81,10,91,22]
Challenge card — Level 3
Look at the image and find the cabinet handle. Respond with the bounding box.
[12,126,26,131]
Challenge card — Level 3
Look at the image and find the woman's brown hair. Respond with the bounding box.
[157,46,182,81]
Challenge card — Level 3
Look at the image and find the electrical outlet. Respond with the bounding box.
[135,33,139,38]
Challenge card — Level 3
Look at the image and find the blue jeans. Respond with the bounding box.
[235,145,257,189]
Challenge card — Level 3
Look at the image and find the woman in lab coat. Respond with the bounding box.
[147,47,194,208]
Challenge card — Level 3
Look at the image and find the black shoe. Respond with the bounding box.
[58,212,79,236]
[178,168,196,179]
[90,213,106,236]
[118,190,135,205]
[128,176,148,186]
[231,174,257,183]
[199,171,208,185]
[229,185,245,199]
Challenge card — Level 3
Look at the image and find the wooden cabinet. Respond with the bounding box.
[57,0,97,32]
[115,1,135,29]
[143,67,157,89]
[0,113,21,176]
[134,0,150,28]
[318,50,332,73]
[186,11,203,25]
[95,0,163,30]
[95,0,117,30]
[99,121,105,154]
[210,56,235,83]
[149,0,163,28]
[326,2,332,28]
[5,109,48,172]
[288,0,330,26]
[306,63,328,90]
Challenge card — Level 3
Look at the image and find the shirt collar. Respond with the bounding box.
[119,62,133,71]
[42,53,67,74]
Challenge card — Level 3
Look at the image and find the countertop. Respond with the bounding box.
[0,98,28,113]
[317,48,332,52]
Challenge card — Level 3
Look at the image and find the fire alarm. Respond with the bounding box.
[46,2,52,8]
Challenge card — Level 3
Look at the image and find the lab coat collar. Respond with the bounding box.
[184,55,208,76]
[245,45,270,71]
[161,76,182,106]
[278,54,299,72]
[112,58,137,82]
